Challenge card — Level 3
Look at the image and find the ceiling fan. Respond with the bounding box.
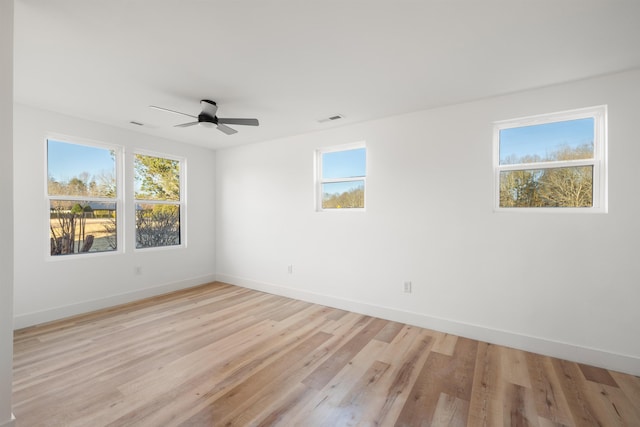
[150,100,259,135]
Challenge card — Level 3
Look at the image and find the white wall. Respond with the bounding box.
[0,0,15,424]
[216,69,640,375]
[13,105,216,328]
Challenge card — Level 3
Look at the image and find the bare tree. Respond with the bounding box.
[323,186,364,209]
[499,143,593,208]
[135,205,180,248]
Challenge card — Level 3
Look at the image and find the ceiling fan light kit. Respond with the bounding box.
[150,100,259,136]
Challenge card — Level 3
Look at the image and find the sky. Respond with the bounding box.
[47,139,115,182]
[321,147,366,195]
[499,117,594,164]
[322,147,366,179]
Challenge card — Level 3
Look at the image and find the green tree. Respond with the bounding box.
[135,155,180,200]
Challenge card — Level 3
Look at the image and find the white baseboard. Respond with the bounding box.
[0,414,15,427]
[217,273,640,376]
[13,274,217,330]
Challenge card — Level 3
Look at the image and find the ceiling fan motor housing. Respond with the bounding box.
[198,99,218,127]
[198,113,217,126]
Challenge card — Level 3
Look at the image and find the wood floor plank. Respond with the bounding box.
[467,342,504,427]
[395,337,478,426]
[502,382,540,427]
[285,336,390,426]
[301,316,388,391]
[374,320,405,344]
[357,327,434,426]
[189,331,334,426]
[609,370,640,415]
[253,382,318,427]
[551,358,604,426]
[306,359,392,427]
[578,363,619,388]
[536,416,571,427]
[432,332,459,356]
[501,346,533,389]
[230,341,385,425]
[12,282,640,426]
[525,352,574,426]
[584,382,640,427]
[432,392,471,427]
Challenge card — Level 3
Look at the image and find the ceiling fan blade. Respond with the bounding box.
[200,100,218,118]
[149,105,197,119]
[217,123,238,135]
[175,121,199,128]
[217,118,259,126]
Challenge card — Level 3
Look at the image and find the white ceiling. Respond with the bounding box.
[14,0,640,150]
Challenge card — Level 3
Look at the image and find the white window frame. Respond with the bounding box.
[493,106,607,213]
[45,136,123,259]
[315,142,367,212]
[133,150,186,250]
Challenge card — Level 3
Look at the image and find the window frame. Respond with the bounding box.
[45,136,123,259]
[493,106,607,213]
[315,142,367,212]
[133,150,186,250]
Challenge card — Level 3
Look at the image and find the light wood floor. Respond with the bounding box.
[13,282,640,426]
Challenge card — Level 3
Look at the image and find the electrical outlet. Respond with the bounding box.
[404,281,412,293]
[135,266,142,275]
[287,265,293,274]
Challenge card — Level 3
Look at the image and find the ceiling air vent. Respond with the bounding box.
[318,114,344,123]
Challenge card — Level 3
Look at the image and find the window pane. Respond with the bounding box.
[136,203,181,248]
[499,118,594,165]
[47,140,116,197]
[134,154,180,201]
[499,166,593,208]
[322,181,365,209]
[49,200,117,255]
[322,148,366,179]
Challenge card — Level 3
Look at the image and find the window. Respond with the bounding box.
[494,106,607,212]
[316,143,366,211]
[134,153,183,248]
[47,139,119,256]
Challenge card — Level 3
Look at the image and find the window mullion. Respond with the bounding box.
[498,158,595,172]
[321,176,365,184]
